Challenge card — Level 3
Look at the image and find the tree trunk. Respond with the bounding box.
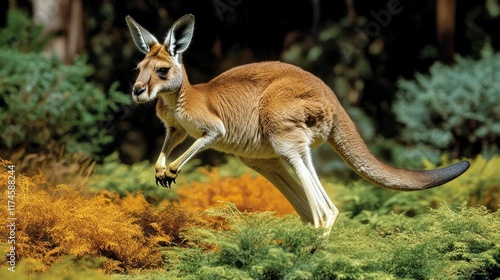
[32,0,85,64]
[346,0,357,23]
[436,0,456,64]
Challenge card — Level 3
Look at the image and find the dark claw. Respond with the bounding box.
[166,177,176,188]
[156,176,176,188]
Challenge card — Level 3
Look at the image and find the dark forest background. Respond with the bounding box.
[1,0,499,172]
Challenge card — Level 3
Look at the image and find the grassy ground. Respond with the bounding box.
[1,155,499,279]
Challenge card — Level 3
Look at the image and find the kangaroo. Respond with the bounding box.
[125,14,470,233]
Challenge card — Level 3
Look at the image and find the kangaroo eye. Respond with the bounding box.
[156,67,169,77]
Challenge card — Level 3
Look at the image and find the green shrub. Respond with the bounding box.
[163,203,500,279]
[393,51,500,161]
[4,154,499,278]
[380,204,500,279]
[167,203,327,279]
[88,152,178,204]
[0,9,50,52]
[0,255,108,280]
[0,9,129,156]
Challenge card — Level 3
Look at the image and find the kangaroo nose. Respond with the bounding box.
[133,82,146,96]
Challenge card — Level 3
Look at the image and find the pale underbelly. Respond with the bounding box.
[211,138,278,159]
[210,135,326,159]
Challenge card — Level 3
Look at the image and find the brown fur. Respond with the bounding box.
[126,15,470,233]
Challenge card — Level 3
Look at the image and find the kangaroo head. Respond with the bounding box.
[125,14,195,103]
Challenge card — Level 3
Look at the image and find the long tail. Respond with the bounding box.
[328,105,469,191]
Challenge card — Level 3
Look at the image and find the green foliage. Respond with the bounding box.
[90,153,500,217]
[0,9,129,156]
[380,204,500,279]
[393,52,500,161]
[0,255,109,280]
[0,48,129,155]
[0,9,50,52]
[167,203,327,279]
[88,152,178,203]
[4,154,500,278]
[163,203,500,279]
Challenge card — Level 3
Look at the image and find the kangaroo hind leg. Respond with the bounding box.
[271,141,339,233]
[239,157,313,222]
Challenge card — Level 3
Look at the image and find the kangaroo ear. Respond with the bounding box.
[164,14,195,58]
[126,15,159,55]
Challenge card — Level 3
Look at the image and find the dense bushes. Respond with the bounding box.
[0,159,200,275]
[0,49,128,155]
[88,154,295,213]
[0,9,129,157]
[393,51,500,162]
[0,9,50,52]
[2,155,499,278]
[383,204,500,279]
[167,204,326,279]
[0,163,155,273]
[162,203,500,279]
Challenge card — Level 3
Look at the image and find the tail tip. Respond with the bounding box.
[454,160,471,174]
[425,160,470,189]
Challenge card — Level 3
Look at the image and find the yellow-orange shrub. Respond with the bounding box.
[6,146,95,190]
[0,158,299,275]
[178,168,296,216]
[0,159,197,274]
